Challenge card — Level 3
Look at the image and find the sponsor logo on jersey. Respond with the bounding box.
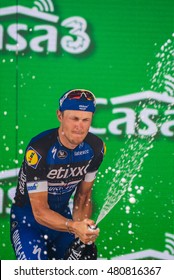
[74,150,89,156]
[27,182,38,192]
[57,150,68,159]
[51,146,57,159]
[11,221,18,230]
[48,184,77,194]
[25,146,42,169]
[18,167,26,195]
[47,162,91,179]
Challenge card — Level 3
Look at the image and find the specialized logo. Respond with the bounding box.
[32,245,42,260]
[51,146,57,159]
[57,150,68,159]
[25,146,42,169]
[0,1,91,55]
[11,221,18,230]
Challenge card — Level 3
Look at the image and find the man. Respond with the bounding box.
[10,89,105,260]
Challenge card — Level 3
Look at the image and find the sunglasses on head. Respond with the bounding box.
[66,90,95,101]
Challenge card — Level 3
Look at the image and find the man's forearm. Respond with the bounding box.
[73,193,92,221]
[32,206,75,232]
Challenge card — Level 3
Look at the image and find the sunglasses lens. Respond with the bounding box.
[68,90,94,101]
[85,92,94,100]
[68,91,82,99]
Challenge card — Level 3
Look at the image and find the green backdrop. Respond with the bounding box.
[0,0,173,260]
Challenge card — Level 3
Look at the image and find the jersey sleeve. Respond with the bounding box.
[25,145,48,193]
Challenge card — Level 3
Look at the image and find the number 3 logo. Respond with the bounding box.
[61,16,90,54]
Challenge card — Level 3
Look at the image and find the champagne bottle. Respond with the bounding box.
[64,225,97,260]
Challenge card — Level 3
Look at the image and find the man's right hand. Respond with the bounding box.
[72,218,100,244]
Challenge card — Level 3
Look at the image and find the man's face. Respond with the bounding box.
[57,110,93,149]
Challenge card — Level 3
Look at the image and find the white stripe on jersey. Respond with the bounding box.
[27,181,48,193]
[84,171,97,182]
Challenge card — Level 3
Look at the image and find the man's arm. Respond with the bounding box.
[29,189,99,244]
[72,180,99,242]
[73,180,94,222]
[29,191,70,231]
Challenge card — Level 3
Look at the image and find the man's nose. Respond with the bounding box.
[76,120,84,129]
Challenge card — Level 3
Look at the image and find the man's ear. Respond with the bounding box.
[57,110,63,122]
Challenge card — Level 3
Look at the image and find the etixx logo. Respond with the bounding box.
[0,0,91,54]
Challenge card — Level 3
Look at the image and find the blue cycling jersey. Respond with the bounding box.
[10,128,104,260]
[14,127,104,211]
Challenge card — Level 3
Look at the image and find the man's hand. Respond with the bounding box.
[72,218,100,244]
